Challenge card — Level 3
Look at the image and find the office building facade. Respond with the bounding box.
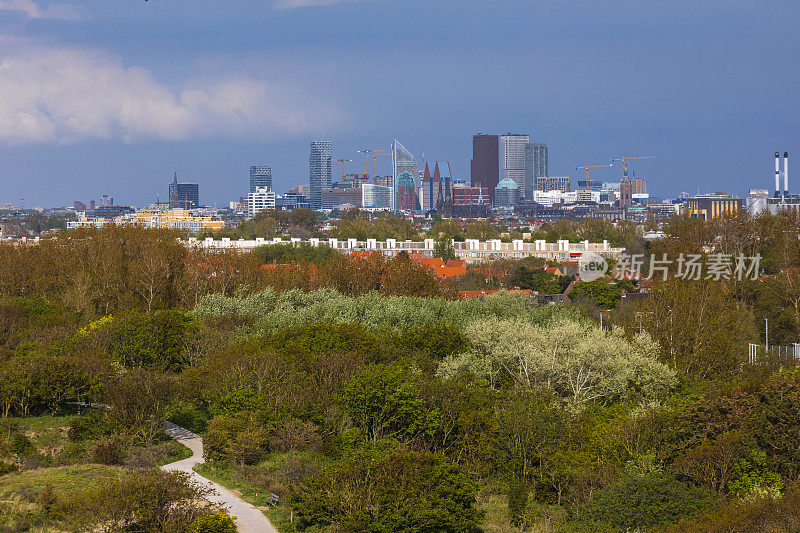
[495,178,520,209]
[362,184,393,210]
[250,165,272,193]
[471,134,499,204]
[391,140,417,211]
[535,176,571,193]
[169,172,199,209]
[309,141,332,210]
[395,171,418,211]
[525,143,548,199]
[500,134,530,198]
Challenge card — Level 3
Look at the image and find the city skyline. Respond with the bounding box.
[0,1,798,207]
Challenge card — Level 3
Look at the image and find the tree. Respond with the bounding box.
[433,236,457,261]
[289,449,482,532]
[567,280,622,309]
[342,364,439,442]
[441,318,675,403]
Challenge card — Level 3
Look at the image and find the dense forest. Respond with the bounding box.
[3,212,800,532]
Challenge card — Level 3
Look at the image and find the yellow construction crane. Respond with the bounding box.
[356,149,389,178]
[612,154,654,179]
[335,159,352,180]
[574,162,614,187]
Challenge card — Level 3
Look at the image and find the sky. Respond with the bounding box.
[0,0,799,207]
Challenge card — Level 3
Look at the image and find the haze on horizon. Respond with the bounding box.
[0,0,798,207]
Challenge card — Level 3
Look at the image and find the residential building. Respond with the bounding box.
[248,187,277,217]
[190,236,623,265]
[535,176,571,193]
[68,208,224,231]
[500,134,529,198]
[99,195,113,206]
[309,140,332,210]
[495,178,520,209]
[250,165,272,193]
[524,143,548,199]
[471,134,499,203]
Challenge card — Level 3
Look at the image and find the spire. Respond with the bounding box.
[423,162,431,182]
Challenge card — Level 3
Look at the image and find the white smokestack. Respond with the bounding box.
[775,152,781,197]
[784,152,789,197]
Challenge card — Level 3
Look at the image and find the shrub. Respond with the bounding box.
[572,474,713,530]
[186,512,237,533]
[289,449,482,532]
[91,437,125,465]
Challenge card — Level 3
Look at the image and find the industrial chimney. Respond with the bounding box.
[784,152,789,198]
[775,152,781,198]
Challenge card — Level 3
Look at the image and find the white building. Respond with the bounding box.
[248,187,276,217]
[500,133,530,199]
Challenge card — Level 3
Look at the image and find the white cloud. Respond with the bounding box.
[0,46,345,144]
[0,0,86,20]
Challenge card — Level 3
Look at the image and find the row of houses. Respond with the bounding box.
[187,237,624,264]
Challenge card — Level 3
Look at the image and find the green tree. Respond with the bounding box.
[289,449,482,532]
[342,364,439,442]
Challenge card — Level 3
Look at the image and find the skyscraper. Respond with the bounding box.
[525,143,549,199]
[391,140,417,211]
[169,172,199,208]
[309,141,332,210]
[395,171,417,211]
[471,134,499,204]
[500,134,529,199]
[250,165,272,193]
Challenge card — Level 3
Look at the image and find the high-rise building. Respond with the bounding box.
[309,141,332,210]
[500,134,529,199]
[288,184,310,198]
[535,176,571,193]
[247,187,276,217]
[169,172,199,209]
[525,143,548,199]
[395,171,418,211]
[250,165,272,193]
[494,178,520,209]
[471,134,499,204]
[100,195,113,206]
[375,175,394,189]
[392,140,417,211]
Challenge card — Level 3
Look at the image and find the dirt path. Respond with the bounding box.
[161,421,278,533]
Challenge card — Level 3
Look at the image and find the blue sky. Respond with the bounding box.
[0,0,798,207]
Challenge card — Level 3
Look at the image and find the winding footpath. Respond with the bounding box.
[161,421,278,533]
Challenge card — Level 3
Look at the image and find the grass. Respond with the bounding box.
[194,463,274,508]
[6,415,77,452]
[156,441,193,467]
[0,464,127,498]
[477,486,566,533]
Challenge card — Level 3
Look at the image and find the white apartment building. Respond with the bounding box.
[248,187,276,217]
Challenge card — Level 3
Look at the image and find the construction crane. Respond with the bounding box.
[574,162,614,188]
[356,149,389,179]
[612,154,654,179]
[335,159,352,181]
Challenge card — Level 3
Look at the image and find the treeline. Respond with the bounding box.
[0,227,454,320]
